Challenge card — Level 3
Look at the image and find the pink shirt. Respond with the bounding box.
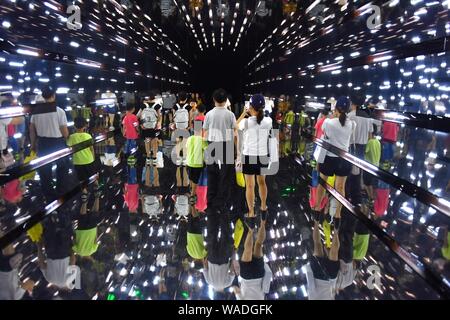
[382,122,399,142]
[124,183,139,212]
[2,179,22,203]
[122,113,139,140]
[315,117,327,139]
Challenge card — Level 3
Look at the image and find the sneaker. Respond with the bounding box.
[146,158,152,166]
[152,158,158,166]
[182,158,187,167]
[176,158,182,166]
[109,126,115,131]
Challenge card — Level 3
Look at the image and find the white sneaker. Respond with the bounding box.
[182,158,187,166]
[176,158,182,166]
[146,158,152,166]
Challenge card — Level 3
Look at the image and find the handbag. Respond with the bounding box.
[268,129,279,164]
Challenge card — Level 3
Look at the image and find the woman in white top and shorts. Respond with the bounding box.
[313,96,355,260]
[237,94,273,228]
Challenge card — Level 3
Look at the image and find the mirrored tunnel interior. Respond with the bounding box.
[0,0,449,301]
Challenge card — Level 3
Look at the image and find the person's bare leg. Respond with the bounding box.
[145,164,152,187]
[245,175,256,217]
[329,231,340,261]
[183,166,189,187]
[256,175,268,211]
[153,167,160,187]
[176,167,182,187]
[92,191,100,213]
[241,229,254,262]
[313,220,324,257]
[334,176,348,219]
[253,221,266,258]
[144,138,151,158]
[190,181,197,197]
[151,139,158,160]
[314,173,329,212]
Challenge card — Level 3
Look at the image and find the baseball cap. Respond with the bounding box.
[250,94,265,110]
[335,96,350,112]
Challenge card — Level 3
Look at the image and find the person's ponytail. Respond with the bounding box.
[256,108,264,125]
[339,111,347,127]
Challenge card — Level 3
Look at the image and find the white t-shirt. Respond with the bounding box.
[203,107,236,142]
[203,262,235,291]
[0,118,12,150]
[335,260,356,291]
[236,263,272,300]
[30,107,67,138]
[238,117,272,156]
[305,263,337,300]
[41,257,80,289]
[0,270,26,300]
[322,117,356,157]
[348,110,373,145]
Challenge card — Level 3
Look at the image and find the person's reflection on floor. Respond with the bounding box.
[185,206,207,264]
[73,190,101,260]
[0,236,35,300]
[233,219,272,300]
[203,212,236,297]
[124,156,139,214]
[306,208,340,300]
[29,86,71,200]
[37,211,81,291]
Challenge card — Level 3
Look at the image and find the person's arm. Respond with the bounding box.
[60,125,69,139]
[10,117,24,126]
[203,258,208,270]
[29,122,37,152]
[236,109,248,127]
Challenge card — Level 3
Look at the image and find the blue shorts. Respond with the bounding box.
[128,166,137,184]
[104,105,117,114]
[124,139,137,154]
[106,145,116,154]
[382,141,395,161]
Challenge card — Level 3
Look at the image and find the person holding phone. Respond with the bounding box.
[236,94,272,228]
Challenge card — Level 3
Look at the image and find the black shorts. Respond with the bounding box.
[363,171,377,186]
[77,212,100,230]
[141,129,161,139]
[319,156,352,177]
[239,256,265,280]
[75,162,97,182]
[187,215,203,234]
[242,155,269,176]
[188,166,203,184]
[310,256,340,281]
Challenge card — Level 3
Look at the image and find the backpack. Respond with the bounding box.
[174,195,189,218]
[174,104,189,129]
[143,195,162,218]
[140,103,158,129]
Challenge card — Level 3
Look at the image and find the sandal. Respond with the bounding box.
[260,209,268,222]
[244,214,257,230]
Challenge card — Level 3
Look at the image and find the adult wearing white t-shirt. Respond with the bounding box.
[237,94,272,228]
[202,89,237,215]
[29,86,70,199]
[313,96,355,232]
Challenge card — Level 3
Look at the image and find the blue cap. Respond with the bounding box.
[250,94,265,110]
[335,96,350,112]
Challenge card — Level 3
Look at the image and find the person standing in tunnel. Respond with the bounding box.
[173,92,191,187]
[29,86,70,200]
[313,96,355,231]
[203,88,237,216]
[236,94,272,228]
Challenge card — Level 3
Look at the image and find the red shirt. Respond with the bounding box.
[124,183,139,212]
[382,122,399,143]
[315,116,327,139]
[122,113,139,140]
